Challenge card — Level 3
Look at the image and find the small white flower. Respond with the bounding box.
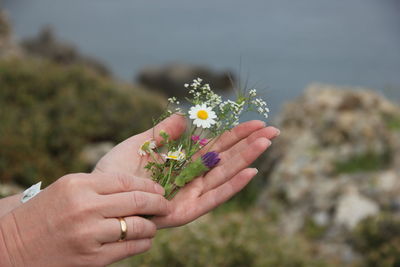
[167,97,177,104]
[188,104,217,128]
[138,139,156,156]
[166,145,186,161]
[249,89,257,97]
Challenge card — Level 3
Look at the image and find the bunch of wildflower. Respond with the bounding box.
[138,78,270,199]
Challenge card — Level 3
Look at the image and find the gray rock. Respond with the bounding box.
[375,171,399,193]
[136,63,235,98]
[21,27,111,76]
[0,10,22,59]
[257,84,400,264]
[80,142,114,167]
[313,211,330,227]
[0,183,23,198]
[334,186,379,229]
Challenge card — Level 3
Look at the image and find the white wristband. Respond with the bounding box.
[21,182,42,203]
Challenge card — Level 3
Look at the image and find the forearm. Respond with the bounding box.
[0,194,22,218]
[0,214,18,267]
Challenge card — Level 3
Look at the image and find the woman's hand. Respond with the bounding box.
[0,172,170,267]
[94,114,279,229]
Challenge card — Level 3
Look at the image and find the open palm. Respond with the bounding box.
[94,114,279,229]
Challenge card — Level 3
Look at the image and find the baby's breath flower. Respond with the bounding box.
[174,107,183,113]
[249,89,257,97]
[167,97,178,104]
[250,96,270,119]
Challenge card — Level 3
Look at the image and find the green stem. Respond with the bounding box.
[149,151,161,165]
[164,160,175,186]
[166,185,180,200]
[199,128,204,138]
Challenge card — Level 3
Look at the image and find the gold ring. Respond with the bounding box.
[118,217,128,242]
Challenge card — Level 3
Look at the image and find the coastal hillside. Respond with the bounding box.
[1,9,400,266]
[0,11,166,189]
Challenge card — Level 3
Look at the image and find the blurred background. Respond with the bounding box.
[1,0,400,266]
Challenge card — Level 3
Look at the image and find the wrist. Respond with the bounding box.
[0,213,25,266]
[0,194,23,218]
[0,217,13,267]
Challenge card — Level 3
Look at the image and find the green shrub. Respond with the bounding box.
[0,57,165,186]
[334,150,391,174]
[352,214,400,267]
[113,211,332,267]
[303,217,328,240]
[385,114,400,131]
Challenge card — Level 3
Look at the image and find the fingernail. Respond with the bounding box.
[251,168,259,174]
[266,139,272,146]
[275,129,281,136]
[154,183,165,195]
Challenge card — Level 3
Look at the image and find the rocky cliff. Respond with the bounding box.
[258,84,400,263]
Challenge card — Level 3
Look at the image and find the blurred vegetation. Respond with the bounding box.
[0,57,165,186]
[302,217,328,240]
[334,150,392,174]
[113,211,333,267]
[384,114,400,131]
[352,214,400,267]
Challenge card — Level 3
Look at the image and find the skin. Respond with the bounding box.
[94,114,280,228]
[0,115,280,266]
[0,173,170,267]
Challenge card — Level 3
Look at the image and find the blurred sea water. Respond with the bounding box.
[3,0,400,115]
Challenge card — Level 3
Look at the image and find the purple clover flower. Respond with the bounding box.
[201,151,220,169]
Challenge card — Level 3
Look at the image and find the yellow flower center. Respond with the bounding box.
[197,110,209,120]
[141,141,150,151]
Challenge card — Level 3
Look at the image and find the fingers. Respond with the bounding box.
[204,120,266,154]
[97,216,156,243]
[91,173,164,195]
[202,137,271,193]
[98,191,170,217]
[218,126,279,163]
[140,113,187,145]
[99,238,152,265]
[198,168,258,214]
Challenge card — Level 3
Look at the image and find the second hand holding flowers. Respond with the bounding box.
[139,78,270,200]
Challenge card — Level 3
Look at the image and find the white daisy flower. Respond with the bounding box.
[188,104,217,128]
[165,145,186,161]
[138,139,156,156]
